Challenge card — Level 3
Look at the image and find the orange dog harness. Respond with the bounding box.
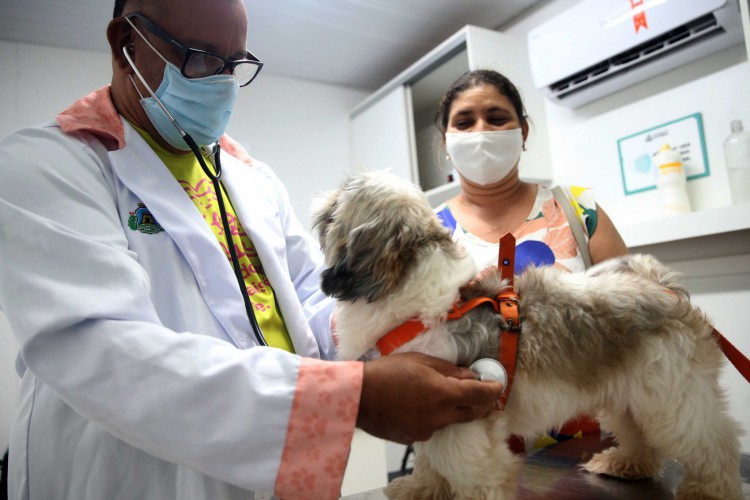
[376,233,522,407]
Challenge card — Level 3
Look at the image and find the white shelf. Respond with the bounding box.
[620,201,750,247]
[619,201,750,263]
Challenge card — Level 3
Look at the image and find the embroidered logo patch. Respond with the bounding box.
[128,203,164,234]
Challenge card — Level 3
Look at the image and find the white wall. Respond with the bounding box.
[541,50,749,227]
[0,39,367,453]
[0,42,112,139]
[504,0,750,452]
[505,1,750,225]
[227,72,367,229]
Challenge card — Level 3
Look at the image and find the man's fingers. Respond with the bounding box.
[357,353,505,443]
[440,377,504,407]
[412,353,478,380]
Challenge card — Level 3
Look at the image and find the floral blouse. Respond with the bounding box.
[435,185,597,274]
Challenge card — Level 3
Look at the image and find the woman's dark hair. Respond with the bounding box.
[435,69,529,136]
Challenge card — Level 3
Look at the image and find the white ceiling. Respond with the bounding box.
[0,0,542,90]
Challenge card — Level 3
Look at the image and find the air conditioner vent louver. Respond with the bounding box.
[550,13,723,99]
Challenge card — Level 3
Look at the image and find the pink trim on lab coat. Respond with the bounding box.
[276,358,363,499]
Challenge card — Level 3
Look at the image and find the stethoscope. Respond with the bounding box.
[123,46,268,347]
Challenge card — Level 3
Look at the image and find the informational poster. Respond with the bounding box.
[617,113,710,195]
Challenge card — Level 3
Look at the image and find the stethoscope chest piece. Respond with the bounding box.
[470,358,508,388]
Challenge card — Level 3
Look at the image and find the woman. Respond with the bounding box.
[435,69,627,272]
[435,69,628,448]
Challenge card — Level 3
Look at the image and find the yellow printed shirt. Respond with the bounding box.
[134,127,294,352]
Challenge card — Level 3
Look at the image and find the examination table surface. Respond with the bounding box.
[342,433,750,499]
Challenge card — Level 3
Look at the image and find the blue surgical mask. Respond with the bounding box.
[140,63,238,149]
[123,41,238,150]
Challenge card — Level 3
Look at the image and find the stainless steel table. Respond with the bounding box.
[343,434,750,499]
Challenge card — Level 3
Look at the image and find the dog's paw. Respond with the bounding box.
[385,474,452,500]
[582,446,661,480]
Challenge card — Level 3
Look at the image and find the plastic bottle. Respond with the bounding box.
[654,144,692,216]
[723,119,750,204]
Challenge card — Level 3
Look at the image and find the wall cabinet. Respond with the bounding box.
[350,25,552,207]
[742,0,750,60]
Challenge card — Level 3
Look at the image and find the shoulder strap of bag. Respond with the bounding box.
[551,185,593,269]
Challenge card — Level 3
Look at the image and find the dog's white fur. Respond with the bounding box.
[313,170,743,500]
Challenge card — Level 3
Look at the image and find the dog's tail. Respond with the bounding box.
[623,254,689,301]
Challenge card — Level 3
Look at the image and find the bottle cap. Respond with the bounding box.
[731,120,743,133]
[657,144,682,172]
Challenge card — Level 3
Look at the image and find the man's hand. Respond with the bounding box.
[356,352,503,444]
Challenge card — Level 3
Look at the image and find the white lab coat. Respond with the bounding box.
[0,119,344,499]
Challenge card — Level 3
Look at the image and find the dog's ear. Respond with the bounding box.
[322,212,448,302]
[321,262,381,302]
[320,220,402,302]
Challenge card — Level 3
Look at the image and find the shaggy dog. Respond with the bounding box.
[312,170,743,500]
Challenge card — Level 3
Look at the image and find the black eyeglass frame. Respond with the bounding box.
[124,12,263,87]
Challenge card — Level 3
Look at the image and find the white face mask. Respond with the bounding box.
[445,128,524,185]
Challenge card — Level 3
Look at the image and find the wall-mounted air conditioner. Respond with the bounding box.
[528,0,744,108]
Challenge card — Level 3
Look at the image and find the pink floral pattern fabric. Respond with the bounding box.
[536,193,579,271]
[219,134,253,165]
[276,358,363,499]
[57,86,126,150]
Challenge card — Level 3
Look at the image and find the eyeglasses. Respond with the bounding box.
[124,12,263,87]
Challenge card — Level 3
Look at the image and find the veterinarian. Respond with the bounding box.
[0,1,504,499]
[434,69,629,447]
